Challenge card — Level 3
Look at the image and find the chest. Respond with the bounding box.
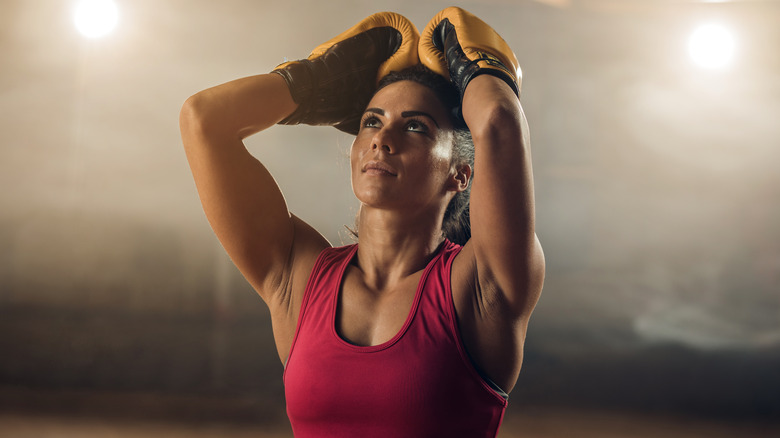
[335,267,424,347]
[282,244,507,437]
[284,284,500,437]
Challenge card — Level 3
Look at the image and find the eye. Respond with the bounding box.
[361,115,381,130]
[405,119,429,134]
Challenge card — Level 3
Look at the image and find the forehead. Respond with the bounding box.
[368,81,451,123]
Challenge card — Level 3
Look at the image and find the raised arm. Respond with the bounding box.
[179,12,421,309]
[463,75,544,318]
[420,7,544,319]
[418,7,544,392]
[180,74,324,303]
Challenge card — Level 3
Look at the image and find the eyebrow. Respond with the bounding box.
[401,111,440,128]
[364,108,440,128]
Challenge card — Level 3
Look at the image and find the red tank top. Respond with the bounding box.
[284,240,507,437]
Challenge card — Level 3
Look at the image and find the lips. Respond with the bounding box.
[362,160,398,176]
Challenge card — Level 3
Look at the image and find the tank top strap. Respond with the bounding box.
[284,244,357,373]
[416,240,510,402]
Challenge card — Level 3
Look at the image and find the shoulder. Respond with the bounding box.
[276,218,364,315]
[268,216,331,315]
[264,216,333,363]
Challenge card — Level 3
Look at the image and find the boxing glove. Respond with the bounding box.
[419,7,520,98]
[273,12,419,134]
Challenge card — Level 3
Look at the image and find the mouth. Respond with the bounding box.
[362,161,398,176]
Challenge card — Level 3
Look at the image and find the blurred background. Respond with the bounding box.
[1,0,778,436]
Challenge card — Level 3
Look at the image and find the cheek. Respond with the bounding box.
[428,140,455,171]
[431,131,455,160]
[349,140,366,188]
[431,145,452,163]
[349,140,362,169]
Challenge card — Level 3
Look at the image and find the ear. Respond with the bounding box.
[447,163,472,193]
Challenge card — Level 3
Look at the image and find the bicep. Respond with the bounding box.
[180,100,301,302]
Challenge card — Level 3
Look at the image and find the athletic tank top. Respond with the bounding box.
[284,240,508,437]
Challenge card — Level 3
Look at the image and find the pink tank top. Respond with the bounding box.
[284,240,508,437]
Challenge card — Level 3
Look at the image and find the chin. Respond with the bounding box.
[353,186,404,210]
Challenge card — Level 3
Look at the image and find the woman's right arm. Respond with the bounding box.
[179,73,329,305]
[180,11,419,307]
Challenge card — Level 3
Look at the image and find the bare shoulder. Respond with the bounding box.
[287,215,331,305]
[266,214,330,363]
[269,215,330,316]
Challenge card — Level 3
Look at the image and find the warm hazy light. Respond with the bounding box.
[688,23,735,69]
[74,0,119,38]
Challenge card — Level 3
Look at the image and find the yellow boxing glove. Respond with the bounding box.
[419,7,521,97]
[273,12,419,134]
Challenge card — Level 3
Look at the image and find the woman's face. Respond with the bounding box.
[350,80,460,216]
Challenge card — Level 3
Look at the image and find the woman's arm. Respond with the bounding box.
[420,7,544,391]
[419,6,544,320]
[462,74,545,320]
[179,74,328,304]
[180,13,420,363]
[179,12,420,306]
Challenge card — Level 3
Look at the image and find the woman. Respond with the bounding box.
[180,7,544,437]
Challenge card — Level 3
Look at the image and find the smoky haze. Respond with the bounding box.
[1,0,778,421]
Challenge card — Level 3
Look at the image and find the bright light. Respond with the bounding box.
[74,0,119,39]
[688,23,735,69]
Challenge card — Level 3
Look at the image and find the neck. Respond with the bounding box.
[353,206,446,291]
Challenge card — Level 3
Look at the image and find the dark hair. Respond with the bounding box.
[374,65,475,245]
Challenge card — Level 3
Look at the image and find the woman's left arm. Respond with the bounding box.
[462,74,545,321]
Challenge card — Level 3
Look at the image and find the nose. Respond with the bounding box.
[370,128,394,154]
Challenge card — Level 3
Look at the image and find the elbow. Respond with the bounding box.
[179,93,208,139]
[179,91,229,144]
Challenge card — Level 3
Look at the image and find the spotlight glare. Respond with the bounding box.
[688,23,735,70]
[74,0,119,39]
